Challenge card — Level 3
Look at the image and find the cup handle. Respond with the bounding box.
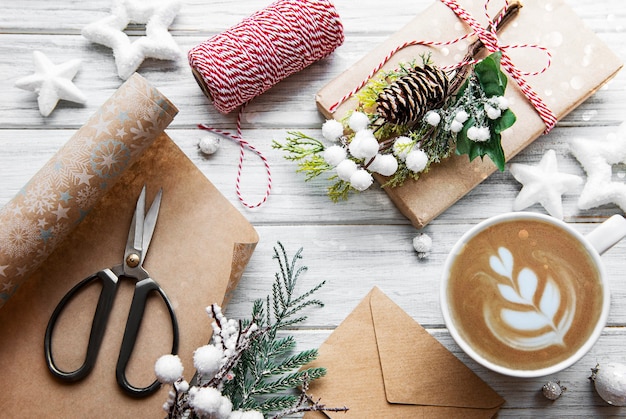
[585,214,626,255]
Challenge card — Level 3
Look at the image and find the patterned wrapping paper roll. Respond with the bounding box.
[0,73,178,308]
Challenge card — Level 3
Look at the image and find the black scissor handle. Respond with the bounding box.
[44,269,119,382]
[115,277,179,398]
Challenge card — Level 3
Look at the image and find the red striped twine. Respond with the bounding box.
[189,0,344,208]
[329,0,557,134]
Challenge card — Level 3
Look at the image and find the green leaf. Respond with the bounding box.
[484,132,506,171]
[494,108,516,134]
[475,52,507,97]
[455,118,506,171]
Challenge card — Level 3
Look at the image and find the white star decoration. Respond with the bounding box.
[509,149,583,220]
[570,125,626,212]
[82,0,182,80]
[14,51,87,117]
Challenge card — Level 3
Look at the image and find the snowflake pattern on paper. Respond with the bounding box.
[91,139,131,179]
[0,74,176,308]
[0,216,40,259]
[23,180,56,216]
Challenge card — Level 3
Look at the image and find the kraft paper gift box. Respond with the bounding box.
[0,75,258,417]
[303,287,504,418]
[316,0,623,228]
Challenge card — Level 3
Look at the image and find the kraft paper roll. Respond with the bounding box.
[0,73,178,308]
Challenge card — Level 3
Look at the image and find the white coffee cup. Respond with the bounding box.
[440,212,626,378]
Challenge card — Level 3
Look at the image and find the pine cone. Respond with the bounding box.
[376,65,449,126]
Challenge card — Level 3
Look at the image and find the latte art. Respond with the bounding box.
[446,219,604,372]
[483,247,576,351]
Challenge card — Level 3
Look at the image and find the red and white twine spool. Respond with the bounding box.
[189,0,344,208]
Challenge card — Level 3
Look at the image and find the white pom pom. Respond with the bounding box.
[198,135,220,155]
[392,136,413,161]
[369,154,398,176]
[467,126,479,141]
[425,111,441,126]
[323,145,347,167]
[450,120,464,133]
[193,345,224,378]
[335,159,358,181]
[155,354,184,384]
[477,126,491,141]
[348,111,370,132]
[412,233,432,259]
[189,387,232,418]
[349,169,373,191]
[321,119,344,142]
[467,126,490,142]
[175,380,190,392]
[454,110,469,123]
[349,130,379,159]
[485,104,502,120]
[496,96,509,110]
[405,149,428,173]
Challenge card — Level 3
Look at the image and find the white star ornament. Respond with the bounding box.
[14,51,87,117]
[570,126,626,211]
[82,0,182,80]
[509,149,583,220]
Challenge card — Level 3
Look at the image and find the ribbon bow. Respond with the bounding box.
[441,0,557,133]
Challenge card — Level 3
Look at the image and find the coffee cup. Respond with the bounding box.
[440,212,626,378]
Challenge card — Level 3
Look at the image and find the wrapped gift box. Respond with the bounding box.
[316,0,622,227]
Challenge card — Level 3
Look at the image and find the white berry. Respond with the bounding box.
[335,159,358,181]
[348,111,370,132]
[323,145,347,167]
[198,135,220,155]
[321,119,344,142]
[349,169,373,191]
[412,233,432,259]
[541,381,565,400]
[591,362,626,406]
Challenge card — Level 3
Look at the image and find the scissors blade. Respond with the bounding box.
[125,186,146,264]
[130,186,146,252]
[140,188,162,265]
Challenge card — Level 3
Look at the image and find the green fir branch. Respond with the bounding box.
[254,369,327,396]
[272,132,324,161]
[327,178,351,202]
[221,242,328,415]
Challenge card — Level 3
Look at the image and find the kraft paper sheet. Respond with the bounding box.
[304,287,504,418]
[0,77,258,417]
[316,0,623,228]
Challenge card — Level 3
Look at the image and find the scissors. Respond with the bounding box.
[44,185,179,398]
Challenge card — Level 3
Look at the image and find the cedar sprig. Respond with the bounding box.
[222,242,330,414]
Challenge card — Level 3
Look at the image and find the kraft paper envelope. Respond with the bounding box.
[0,133,258,417]
[304,287,504,418]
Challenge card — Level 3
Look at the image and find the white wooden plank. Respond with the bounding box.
[1,0,626,416]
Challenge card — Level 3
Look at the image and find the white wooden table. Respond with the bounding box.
[2,0,626,417]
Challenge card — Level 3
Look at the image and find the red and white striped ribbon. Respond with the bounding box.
[329,0,557,133]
